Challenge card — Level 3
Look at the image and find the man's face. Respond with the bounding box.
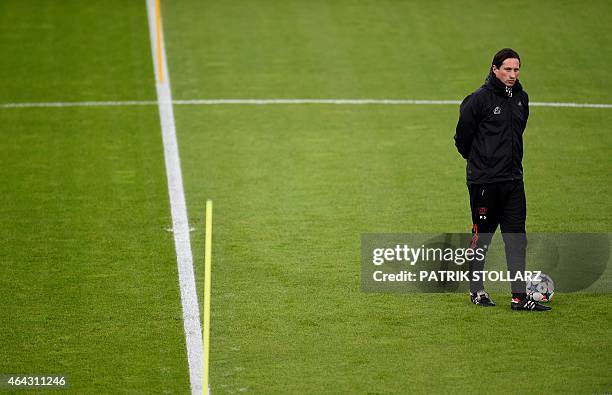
[492,58,520,87]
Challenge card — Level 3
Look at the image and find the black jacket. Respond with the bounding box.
[454,75,529,184]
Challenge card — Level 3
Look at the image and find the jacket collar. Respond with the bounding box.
[484,73,523,97]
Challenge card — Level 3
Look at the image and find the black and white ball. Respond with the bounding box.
[526,273,554,302]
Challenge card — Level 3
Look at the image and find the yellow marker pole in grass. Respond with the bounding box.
[154,0,164,83]
[203,200,213,394]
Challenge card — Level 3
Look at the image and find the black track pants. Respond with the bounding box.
[467,180,527,293]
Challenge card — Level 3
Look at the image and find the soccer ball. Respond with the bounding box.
[526,273,554,302]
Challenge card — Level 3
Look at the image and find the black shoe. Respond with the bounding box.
[470,290,496,307]
[511,297,552,311]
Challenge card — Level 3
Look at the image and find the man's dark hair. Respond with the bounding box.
[485,48,521,82]
[491,48,521,72]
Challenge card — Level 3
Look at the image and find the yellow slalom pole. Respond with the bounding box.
[203,200,213,394]
[154,0,164,83]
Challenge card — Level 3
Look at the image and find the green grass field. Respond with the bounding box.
[1,0,611,394]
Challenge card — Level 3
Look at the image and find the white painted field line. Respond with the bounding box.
[531,101,612,108]
[177,99,612,108]
[0,100,157,108]
[174,98,463,105]
[2,99,612,109]
[145,1,203,394]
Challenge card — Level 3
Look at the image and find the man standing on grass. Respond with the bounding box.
[454,48,550,311]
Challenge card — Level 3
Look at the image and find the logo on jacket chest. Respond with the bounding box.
[493,106,501,115]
